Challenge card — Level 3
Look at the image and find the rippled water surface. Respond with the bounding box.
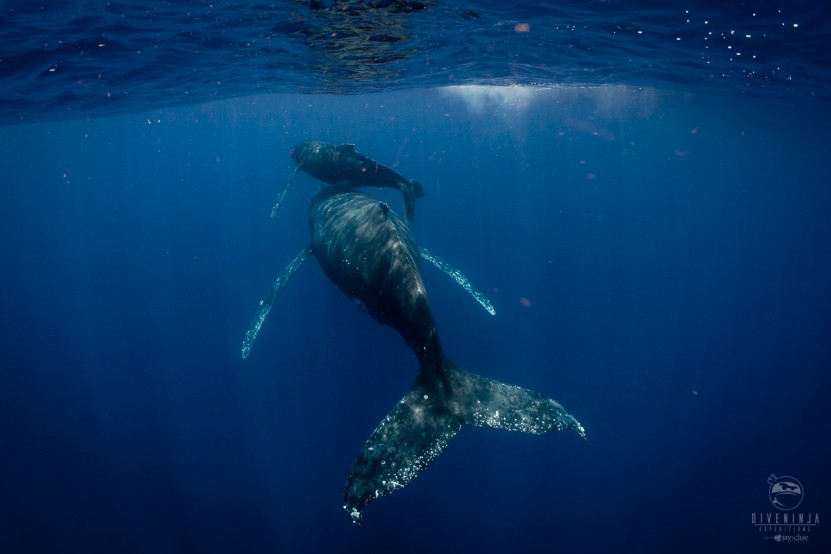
[1,0,829,122]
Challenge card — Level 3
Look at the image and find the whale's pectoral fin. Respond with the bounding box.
[270,164,302,219]
[241,246,310,359]
[418,247,496,316]
[343,380,462,526]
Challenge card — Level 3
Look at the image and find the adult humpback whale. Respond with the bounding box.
[270,140,424,223]
[245,188,585,524]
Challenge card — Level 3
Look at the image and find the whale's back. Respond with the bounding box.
[309,189,437,356]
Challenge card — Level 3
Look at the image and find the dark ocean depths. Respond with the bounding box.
[1,2,830,553]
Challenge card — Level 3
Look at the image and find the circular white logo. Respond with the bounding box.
[768,474,804,511]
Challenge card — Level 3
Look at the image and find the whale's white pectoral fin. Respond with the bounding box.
[343,379,462,526]
[270,164,302,219]
[241,246,310,359]
[419,247,496,316]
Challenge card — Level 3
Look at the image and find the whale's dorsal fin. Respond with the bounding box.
[418,247,496,316]
[241,246,311,358]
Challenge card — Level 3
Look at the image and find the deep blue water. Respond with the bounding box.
[2,2,831,554]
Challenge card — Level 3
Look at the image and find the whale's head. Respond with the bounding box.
[289,140,316,164]
[290,140,331,165]
[288,143,302,164]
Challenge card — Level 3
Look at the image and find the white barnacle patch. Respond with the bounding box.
[410,403,425,424]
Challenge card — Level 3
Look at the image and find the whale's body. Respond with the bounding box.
[292,141,424,222]
[306,189,585,524]
[310,189,434,356]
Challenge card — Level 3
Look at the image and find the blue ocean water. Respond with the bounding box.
[1,2,830,554]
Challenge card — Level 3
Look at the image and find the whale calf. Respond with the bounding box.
[246,188,585,524]
[271,141,424,222]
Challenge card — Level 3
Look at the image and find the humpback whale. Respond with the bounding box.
[244,188,585,525]
[271,141,425,223]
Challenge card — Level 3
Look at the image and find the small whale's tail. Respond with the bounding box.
[401,179,424,223]
[409,178,425,199]
[343,356,585,525]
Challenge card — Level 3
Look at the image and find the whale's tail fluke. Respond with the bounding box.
[400,179,424,223]
[409,178,425,199]
[343,357,585,525]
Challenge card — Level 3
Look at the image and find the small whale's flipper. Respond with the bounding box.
[270,164,302,219]
[241,246,311,358]
[419,247,496,316]
[343,358,585,525]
